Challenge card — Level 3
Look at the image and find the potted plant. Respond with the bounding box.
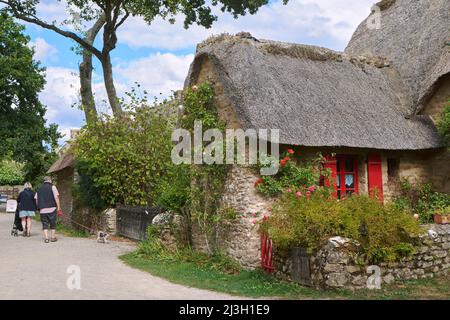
[433,206,450,224]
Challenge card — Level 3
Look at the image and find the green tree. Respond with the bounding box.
[0,12,60,184]
[1,0,288,117]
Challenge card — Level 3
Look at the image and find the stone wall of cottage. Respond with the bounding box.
[274,224,450,290]
[191,165,273,268]
[404,74,450,194]
[397,149,450,194]
[55,168,74,216]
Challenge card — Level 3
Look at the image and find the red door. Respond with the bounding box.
[367,154,384,202]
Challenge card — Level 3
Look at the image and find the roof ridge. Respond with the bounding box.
[198,32,390,68]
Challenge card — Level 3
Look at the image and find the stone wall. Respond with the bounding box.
[0,186,23,199]
[274,224,450,290]
[54,167,74,219]
[191,165,273,268]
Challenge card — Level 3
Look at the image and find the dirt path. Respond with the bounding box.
[0,213,239,300]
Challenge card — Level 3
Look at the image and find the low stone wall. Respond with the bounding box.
[0,186,23,199]
[274,224,450,290]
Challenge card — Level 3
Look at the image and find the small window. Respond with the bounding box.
[387,158,399,181]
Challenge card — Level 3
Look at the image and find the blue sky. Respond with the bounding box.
[19,0,375,141]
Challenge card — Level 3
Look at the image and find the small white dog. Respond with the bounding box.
[97,231,109,244]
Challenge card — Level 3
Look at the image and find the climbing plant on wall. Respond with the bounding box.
[180,82,236,255]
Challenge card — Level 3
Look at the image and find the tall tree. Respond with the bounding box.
[0,11,60,183]
[1,0,288,117]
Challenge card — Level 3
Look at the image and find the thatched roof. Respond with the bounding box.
[346,0,450,114]
[185,33,442,150]
[47,152,75,174]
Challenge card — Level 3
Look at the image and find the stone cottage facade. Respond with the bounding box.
[184,0,450,268]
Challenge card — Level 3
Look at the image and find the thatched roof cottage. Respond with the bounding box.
[184,0,449,266]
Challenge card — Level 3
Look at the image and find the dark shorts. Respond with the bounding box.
[40,211,57,230]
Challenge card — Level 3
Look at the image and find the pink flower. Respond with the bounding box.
[286,188,293,193]
[296,191,302,198]
[306,191,311,198]
[252,219,258,224]
[309,186,316,192]
[252,212,257,217]
[287,149,294,155]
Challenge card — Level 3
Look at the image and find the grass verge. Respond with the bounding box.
[120,251,450,300]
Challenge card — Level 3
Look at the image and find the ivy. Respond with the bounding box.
[180,82,234,255]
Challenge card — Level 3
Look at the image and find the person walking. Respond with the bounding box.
[35,176,61,243]
[17,182,37,237]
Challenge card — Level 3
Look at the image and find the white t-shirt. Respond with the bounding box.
[35,185,60,214]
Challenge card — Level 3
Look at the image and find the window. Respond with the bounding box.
[321,154,358,199]
[336,155,358,199]
[387,158,399,181]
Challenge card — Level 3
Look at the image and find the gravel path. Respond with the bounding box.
[0,213,239,300]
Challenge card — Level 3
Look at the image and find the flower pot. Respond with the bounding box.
[434,214,450,225]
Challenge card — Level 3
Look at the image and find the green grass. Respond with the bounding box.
[120,251,450,300]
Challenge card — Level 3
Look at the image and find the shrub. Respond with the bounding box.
[74,103,176,207]
[394,179,450,223]
[72,161,107,211]
[437,102,450,147]
[267,191,422,263]
[0,159,25,185]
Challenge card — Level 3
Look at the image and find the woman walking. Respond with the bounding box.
[17,182,37,237]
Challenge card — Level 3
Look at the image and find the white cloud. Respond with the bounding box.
[114,53,195,98]
[118,0,374,51]
[29,38,58,62]
[39,67,81,120]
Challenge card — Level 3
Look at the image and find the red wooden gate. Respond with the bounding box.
[260,217,274,273]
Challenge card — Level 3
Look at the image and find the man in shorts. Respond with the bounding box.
[35,176,61,243]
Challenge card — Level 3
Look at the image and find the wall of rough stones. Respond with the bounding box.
[191,165,273,268]
[0,186,23,199]
[274,224,450,290]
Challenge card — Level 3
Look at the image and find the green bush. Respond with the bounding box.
[0,159,25,185]
[437,102,450,147]
[74,102,176,207]
[267,191,422,263]
[394,179,450,223]
[156,164,191,213]
[72,161,107,211]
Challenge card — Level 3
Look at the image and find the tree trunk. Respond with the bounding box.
[79,53,97,124]
[79,16,105,124]
[101,53,122,116]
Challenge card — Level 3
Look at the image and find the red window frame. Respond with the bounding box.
[335,155,358,199]
[321,154,358,199]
